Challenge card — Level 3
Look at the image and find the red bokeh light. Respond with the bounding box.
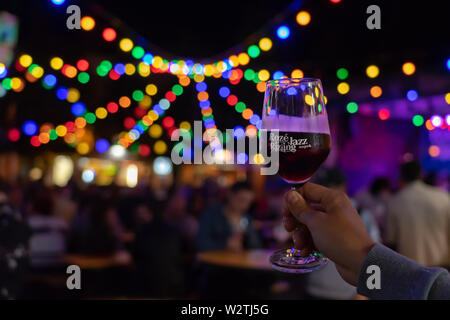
[162,116,175,128]
[165,91,176,102]
[226,95,238,106]
[123,117,136,130]
[138,144,151,157]
[106,102,119,113]
[134,106,146,118]
[76,59,89,71]
[8,128,21,142]
[108,70,120,80]
[378,109,390,120]
[30,136,41,147]
[102,28,117,42]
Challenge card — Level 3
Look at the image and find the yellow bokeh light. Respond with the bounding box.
[31,66,44,78]
[95,107,108,119]
[366,65,379,78]
[229,55,239,67]
[204,65,214,76]
[179,121,191,130]
[55,125,67,137]
[76,142,90,155]
[139,95,152,108]
[149,124,163,138]
[445,93,450,104]
[80,16,95,31]
[194,74,205,83]
[296,11,311,26]
[148,110,159,121]
[291,69,304,79]
[305,94,315,106]
[10,77,22,90]
[19,55,32,68]
[238,53,250,66]
[258,69,270,81]
[67,88,80,103]
[253,153,265,165]
[337,82,350,95]
[153,140,167,155]
[145,84,157,96]
[370,85,382,98]
[125,63,136,75]
[0,63,5,74]
[152,56,163,68]
[138,62,151,77]
[119,38,134,52]
[402,62,416,75]
[50,57,64,70]
[258,38,273,51]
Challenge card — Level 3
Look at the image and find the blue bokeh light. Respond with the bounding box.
[71,102,86,116]
[95,139,110,153]
[22,121,38,136]
[406,90,418,102]
[276,26,290,39]
[219,86,230,98]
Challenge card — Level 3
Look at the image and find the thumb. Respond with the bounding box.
[285,190,321,226]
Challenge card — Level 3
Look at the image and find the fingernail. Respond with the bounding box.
[287,191,300,205]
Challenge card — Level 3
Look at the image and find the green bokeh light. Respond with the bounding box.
[132,90,144,101]
[247,45,260,58]
[346,102,358,114]
[84,112,96,124]
[78,72,90,84]
[235,102,246,113]
[336,68,349,80]
[131,46,145,59]
[244,69,255,81]
[412,115,424,126]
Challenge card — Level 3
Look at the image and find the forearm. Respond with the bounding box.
[357,244,450,300]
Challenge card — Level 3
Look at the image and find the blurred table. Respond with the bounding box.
[197,249,273,271]
[61,251,132,270]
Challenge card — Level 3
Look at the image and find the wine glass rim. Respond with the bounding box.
[266,77,321,86]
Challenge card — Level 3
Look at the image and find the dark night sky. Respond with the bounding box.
[0,0,448,154]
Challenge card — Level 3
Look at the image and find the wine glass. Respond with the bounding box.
[262,78,331,273]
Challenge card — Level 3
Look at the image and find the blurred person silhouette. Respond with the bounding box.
[27,191,68,268]
[132,202,184,298]
[385,161,450,266]
[69,198,126,256]
[303,168,380,300]
[165,186,199,252]
[51,186,77,225]
[355,178,391,234]
[196,181,262,252]
[0,191,29,299]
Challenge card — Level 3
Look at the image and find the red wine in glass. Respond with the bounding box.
[262,78,331,273]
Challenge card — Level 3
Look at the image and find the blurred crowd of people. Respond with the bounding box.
[0,160,449,299]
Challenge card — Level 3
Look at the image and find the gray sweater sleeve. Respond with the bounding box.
[356,244,450,299]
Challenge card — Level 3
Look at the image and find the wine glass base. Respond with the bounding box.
[270,248,328,274]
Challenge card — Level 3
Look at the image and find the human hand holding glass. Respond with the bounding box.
[261,78,331,273]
